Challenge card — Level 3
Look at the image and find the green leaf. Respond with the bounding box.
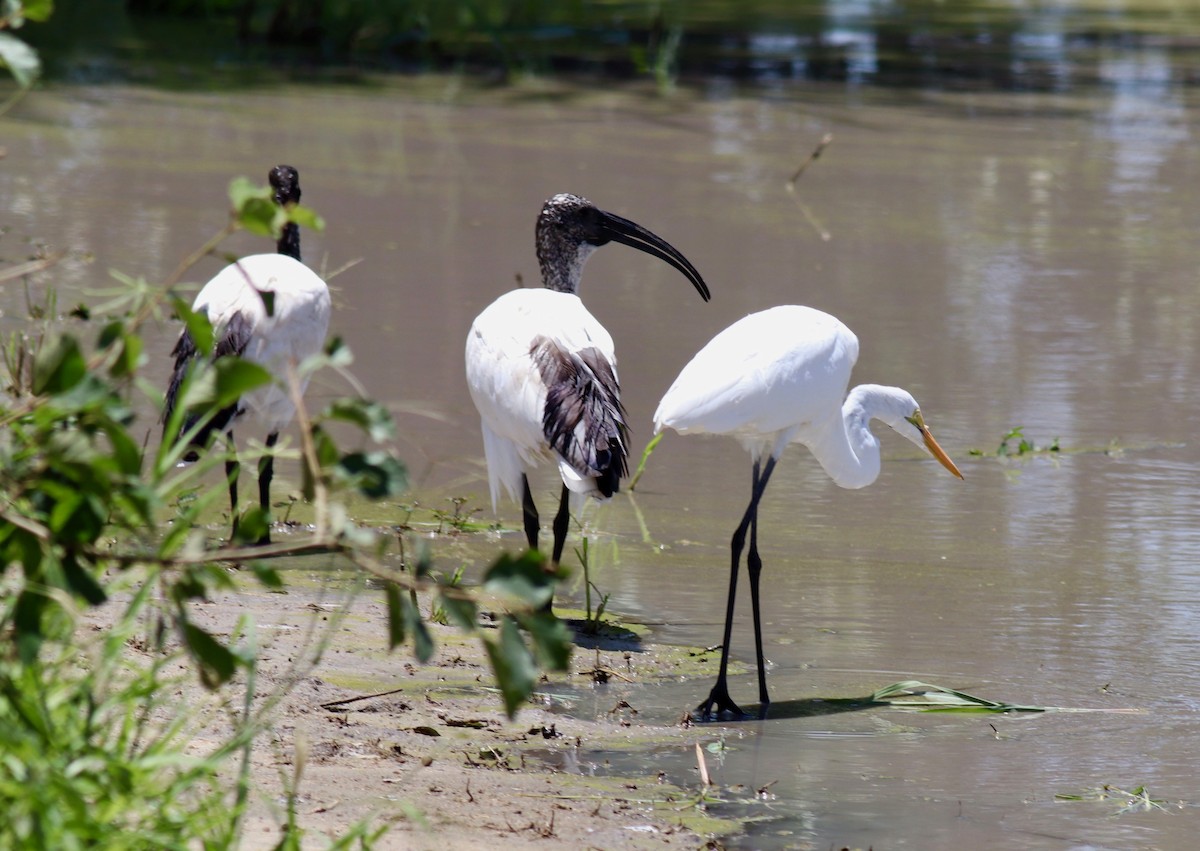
[250,563,284,589]
[32,333,86,395]
[482,618,538,719]
[61,554,107,607]
[516,610,572,671]
[403,593,434,663]
[13,591,45,663]
[325,336,353,367]
[870,680,1047,713]
[180,620,238,690]
[337,451,408,500]
[288,203,325,232]
[98,415,143,476]
[383,582,433,661]
[107,328,144,378]
[258,288,276,318]
[238,198,279,236]
[173,297,214,356]
[0,32,41,87]
[322,398,397,442]
[227,177,271,216]
[211,358,272,407]
[302,425,341,500]
[232,507,270,544]
[482,551,556,610]
[436,591,478,632]
[384,582,405,650]
[23,1,55,24]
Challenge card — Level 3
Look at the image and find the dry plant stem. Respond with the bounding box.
[0,253,64,285]
[0,85,31,120]
[694,743,712,787]
[286,361,329,539]
[319,687,408,710]
[785,132,834,189]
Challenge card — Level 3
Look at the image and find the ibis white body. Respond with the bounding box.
[191,252,331,432]
[463,192,710,574]
[466,287,617,510]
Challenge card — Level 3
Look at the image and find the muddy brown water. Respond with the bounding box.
[6,65,1200,847]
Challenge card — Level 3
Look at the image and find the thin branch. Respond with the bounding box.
[785,132,834,190]
[319,688,409,711]
[0,252,64,286]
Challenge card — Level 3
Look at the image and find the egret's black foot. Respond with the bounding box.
[694,681,749,721]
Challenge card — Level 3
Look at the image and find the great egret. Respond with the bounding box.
[466,192,710,585]
[653,304,963,719]
[164,164,331,544]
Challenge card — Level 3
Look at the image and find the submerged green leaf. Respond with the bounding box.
[870,680,1046,713]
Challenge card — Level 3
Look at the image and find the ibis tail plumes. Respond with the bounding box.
[466,193,709,591]
[653,305,963,720]
[164,164,331,545]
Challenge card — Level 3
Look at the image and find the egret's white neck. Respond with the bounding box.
[804,384,919,490]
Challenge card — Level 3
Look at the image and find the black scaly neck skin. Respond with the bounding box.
[534,193,606,294]
[269,164,302,261]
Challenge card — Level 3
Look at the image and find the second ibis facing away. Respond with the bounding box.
[164,164,331,545]
[653,304,964,720]
[466,193,710,591]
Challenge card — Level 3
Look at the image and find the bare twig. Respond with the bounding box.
[785,132,834,190]
[319,688,409,711]
[695,743,712,787]
[0,253,64,286]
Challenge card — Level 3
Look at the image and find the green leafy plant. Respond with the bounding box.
[0,0,51,91]
[0,168,573,847]
[969,426,1060,457]
[1055,784,1172,815]
[574,535,610,635]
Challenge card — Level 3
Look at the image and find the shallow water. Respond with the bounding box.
[6,48,1200,847]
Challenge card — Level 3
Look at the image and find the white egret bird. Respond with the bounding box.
[164,164,331,545]
[466,192,710,584]
[653,305,963,719]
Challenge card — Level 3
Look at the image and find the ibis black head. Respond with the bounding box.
[269,164,301,207]
[269,164,302,260]
[534,193,710,301]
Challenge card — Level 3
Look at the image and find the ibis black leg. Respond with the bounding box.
[226,431,240,542]
[521,475,539,551]
[696,456,777,721]
[550,484,570,567]
[255,431,278,546]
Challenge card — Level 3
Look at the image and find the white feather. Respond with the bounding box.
[465,287,617,509]
[191,253,331,432]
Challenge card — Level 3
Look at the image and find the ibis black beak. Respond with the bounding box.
[598,210,711,302]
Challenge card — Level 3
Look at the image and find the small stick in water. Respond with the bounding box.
[786,132,834,191]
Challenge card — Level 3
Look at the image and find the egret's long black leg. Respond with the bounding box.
[255,431,279,546]
[697,456,777,721]
[521,474,539,551]
[550,484,570,567]
[747,457,778,717]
